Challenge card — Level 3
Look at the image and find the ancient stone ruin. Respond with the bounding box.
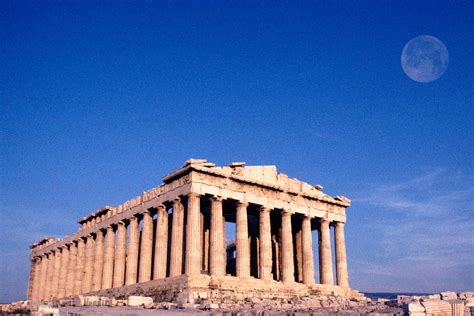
[27,159,360,304]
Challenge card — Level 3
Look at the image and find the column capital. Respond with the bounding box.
[173,197,182,205]
[116,220,126,227]
[187,192,201,199]
[142,208,151,215]
[320,217,330,225]
[259,206,271,213]
[281,209,292,216]
[211,195,223,202]
[157,203,166,212]
[334,221,345,227]
[236,200,249,207]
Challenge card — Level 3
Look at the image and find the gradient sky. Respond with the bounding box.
[1,1,473,302]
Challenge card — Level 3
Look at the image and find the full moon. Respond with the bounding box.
[401,35,449,83]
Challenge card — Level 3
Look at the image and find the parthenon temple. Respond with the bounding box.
[27,159,360,303]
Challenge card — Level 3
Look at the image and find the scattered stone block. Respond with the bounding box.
[127,295,154,308]
[440,291,457,300]
[421,299,451,315]
[403,301,425,316]
[203,303,219,309]
[37,305,59,316]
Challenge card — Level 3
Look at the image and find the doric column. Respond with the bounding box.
[51,249,61,298]
[92,230,104,291]
[210,196,225,276]
[27,258,38,300]
[153,204,168,279]
[334,222,349,287]
[319,219,334,285]
[74,238,85,295]
[281,210,294,283]
[185,192,201,276]
[259,207,272,280]
[126,216,140,285]
[58,245,70,298]
[302,215,315,285]
[65,242,77,296]
[139,210,153,282]
[295,228,303,282]
[82,234,95,293]
[236,201,250,278]
[32,257,42,301]
[169,198,184,277]
[44,253,54,299]
[37,255,48,300]
[102,225,115,289]
[113,221,127,287]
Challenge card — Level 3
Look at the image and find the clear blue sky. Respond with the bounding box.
[1,1,472,302]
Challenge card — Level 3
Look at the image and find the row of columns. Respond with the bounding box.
[28,193,349,301]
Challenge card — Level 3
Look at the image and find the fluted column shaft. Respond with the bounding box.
[32,257,42,301]
[102,226,115,289]
[210,196,225,276]
[335,222,349,287]
[169,198,184,277]
[185,193,201,276]
[259,207,272,280]
[113,221,127,287]
[65,243,77,296]
[319,219,334,285]
[74,239,85,295]
[82,234,95,293]
[139,210,153,282]
[51,250,61,298]
[302,216,315,285]
[58,246,70,298]
[38,256,48,300]
[92,230,104,291]
[27,258,37,300]
[281,210,294,283]
[236,201,250,278]
[44,253,54,299]
[126,216,140,285]
[153,205,168,279]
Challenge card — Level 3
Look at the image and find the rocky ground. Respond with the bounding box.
[1,291,472,315]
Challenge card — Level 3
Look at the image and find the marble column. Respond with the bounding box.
[92,230,104,291]
[82,234,95,293]
[236,201,250,278]
[102,225,115,289]
[281,210,295,283]
[185,193,201,276]
[259,207,272,280]
[126,216,140,285]
[210,196,225,276]
[153,204,168,280]
[38,255,48,300]
[334,222,349,287]
[58,245,70,298]
[139,210,153,282]
[27,258,38,300]
[32,257,42,301]
[295,229,303,282]
[44,253,54,299]
[65,242,77,296]
[169,198,184,277]
[319,219,334,285]
[113,221,127,287]
[51,249,61,298]
[302,215,315,285]
[74,238,85,295]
